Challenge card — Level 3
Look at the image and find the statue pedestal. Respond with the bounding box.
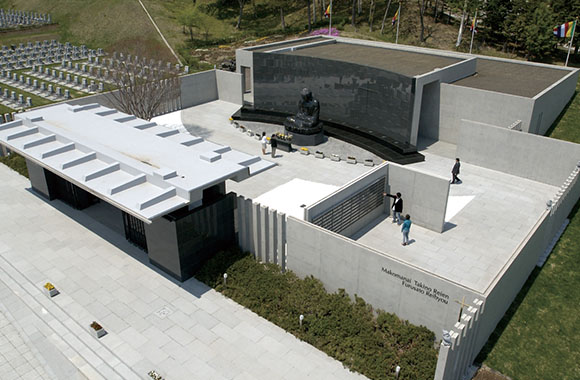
[283,121,325,147]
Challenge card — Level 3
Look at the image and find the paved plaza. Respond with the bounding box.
[0,164,369,380]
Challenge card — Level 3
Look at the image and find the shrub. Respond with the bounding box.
[0,153,28,178]
[197,248,438,380]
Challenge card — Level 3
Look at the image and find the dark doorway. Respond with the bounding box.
[44,169,98,210]
[122,212,148,252]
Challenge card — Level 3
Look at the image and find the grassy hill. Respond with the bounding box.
[0,0,174,60]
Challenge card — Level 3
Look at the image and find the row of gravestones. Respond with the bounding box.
[55,61,113,83]
[0,88,33,107]
[0,75,72,98]
[106,53,189,74]
[30,66,104,92]
[0,112,18,123]
[0,9,51,28]
[0,41,103,69]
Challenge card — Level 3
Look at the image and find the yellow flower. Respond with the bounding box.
[44,282,55,291]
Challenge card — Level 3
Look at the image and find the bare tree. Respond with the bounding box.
[107,56,181,121]
[236,0,246,29]
[369,0,376,32]
[380,0,392,34]
[306,0,312,32]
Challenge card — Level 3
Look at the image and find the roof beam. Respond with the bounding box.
[137,187,176,210]
[108,174,147,195]
[61,152,97,169]
[23,134,56,149]
[40,142,75,158]
[83,162,120,181]
[7,127,38,140]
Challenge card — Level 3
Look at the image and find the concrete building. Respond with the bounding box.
[0,36,578,380]
[236,36,578,160]
[0,102,274,281]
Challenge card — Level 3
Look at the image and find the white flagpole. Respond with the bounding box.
[469,10,477,54]
[565,20,576,67]
[328,0,333,36]
[395,2,401,44]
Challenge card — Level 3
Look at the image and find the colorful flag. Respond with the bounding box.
[554,21,575,38]
[470,17,477,33]
[324,5,331,18]
[392,8,399,26]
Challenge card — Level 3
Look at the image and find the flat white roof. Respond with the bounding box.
[0,103,274,222]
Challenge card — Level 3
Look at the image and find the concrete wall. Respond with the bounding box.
[387,163,449,232]
[412,58,476,145]
[25,159,51,199]
[305,163,388,237]
[457,120,580,186]
[235,49,253,104]
[180,70,218,108]
[145,217,182,280]
[439,84,534,144]
[286,217,481,337]
[216,70,243,105]
[530,69,579,135]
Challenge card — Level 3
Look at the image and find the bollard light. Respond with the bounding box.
[223,273,228,285]
[299,314,304,328]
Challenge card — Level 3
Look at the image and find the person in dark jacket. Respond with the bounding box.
[384,192,403,224]
[270,134,277,158]
[451,158,461,184]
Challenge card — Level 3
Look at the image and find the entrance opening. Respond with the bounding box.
[122,212,148,252]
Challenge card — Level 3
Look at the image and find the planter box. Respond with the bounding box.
[315,151,324,159]
[275,139,293,152]
[300,147,309,155]
[44,287,59,297]
[347,156,357,164]
[91,327,107,339]
[331,154,340,162]
[364,159,375,167]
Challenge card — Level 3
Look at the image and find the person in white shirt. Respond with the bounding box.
[260,132,267,155]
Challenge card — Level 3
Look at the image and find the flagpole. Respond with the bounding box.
[328,0,333,36]
[469,10,477,54]
[395,2,401,44]
[565,19,577,67]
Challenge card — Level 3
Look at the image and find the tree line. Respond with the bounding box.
[178,0,579,61]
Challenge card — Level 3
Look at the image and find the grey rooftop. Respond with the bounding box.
[0,103,274,223]
[282,42,464,77]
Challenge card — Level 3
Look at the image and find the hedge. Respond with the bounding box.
[196,249,438,380]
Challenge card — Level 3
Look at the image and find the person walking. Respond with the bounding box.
[401,214,412,246]
[451,158,461,184]
[270,134,277,158]
[260,132,267,155]
[384,192,403,224]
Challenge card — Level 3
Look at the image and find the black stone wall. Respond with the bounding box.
[253,52,415,144]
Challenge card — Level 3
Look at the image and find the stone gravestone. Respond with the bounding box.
[18,94,23,104]
[64,89,70,99]
[33,79,38,88]
[56,87,62,97]
[48,84,53,94]
[26,97,32,107]
[82,78,87,88]
[40,82,46,91]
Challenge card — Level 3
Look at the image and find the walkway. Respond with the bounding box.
[0,164,368,380]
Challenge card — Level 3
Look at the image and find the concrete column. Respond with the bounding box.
[259,205,269,263]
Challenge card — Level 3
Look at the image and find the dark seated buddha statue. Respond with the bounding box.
[284,88,323,135]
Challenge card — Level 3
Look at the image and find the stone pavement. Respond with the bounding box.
[178,101,375,199]
[353,144,558,294]
[0,163,369,380]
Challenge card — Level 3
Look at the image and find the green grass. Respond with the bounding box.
[477,78,580,380]
[0,152,28,177]
[197,249,438,380]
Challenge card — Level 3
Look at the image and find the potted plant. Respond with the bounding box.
[90,321,107,339]
[148,370,165,380]
[43,282,59,297]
